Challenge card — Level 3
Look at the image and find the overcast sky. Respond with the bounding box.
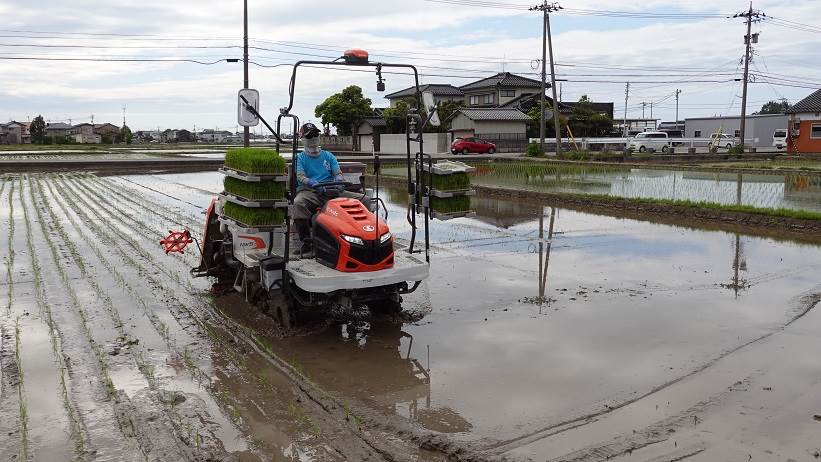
[0,0,819,132]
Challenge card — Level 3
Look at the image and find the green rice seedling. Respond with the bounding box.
[224,148,286,174]
[224,177,286,201]
[430,195,471,214]
[430,172,470,191]
[223,202,285,227]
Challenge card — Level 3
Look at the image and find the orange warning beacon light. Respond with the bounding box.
[343,49,369,64]
[160,230,193,254]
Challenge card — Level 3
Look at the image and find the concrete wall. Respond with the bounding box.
[378,133,449,154]
[474,120,526,135]
[450,113,474,132]
[685,115,787,147]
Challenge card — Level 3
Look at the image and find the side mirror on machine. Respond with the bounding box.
[238,88,260,127]
[422,91,441,127]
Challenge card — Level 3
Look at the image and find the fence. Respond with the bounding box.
[477,133,529,153]
[528,137,757,152]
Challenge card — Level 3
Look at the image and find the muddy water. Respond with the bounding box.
[122,172,821,456]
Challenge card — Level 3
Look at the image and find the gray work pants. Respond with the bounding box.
[292,189,371,220]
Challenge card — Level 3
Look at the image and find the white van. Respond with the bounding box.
[772,129,788,150]
[628,131,671,153]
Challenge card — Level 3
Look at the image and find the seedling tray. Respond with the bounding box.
[430,189,474,198]
[218,192,288,209]
[218,215,287,232]
[421,160,476,175]
[219,167,287,183]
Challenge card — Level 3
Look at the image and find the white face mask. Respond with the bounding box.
[303,137,320,156]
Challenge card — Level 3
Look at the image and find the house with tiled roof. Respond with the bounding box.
[459,72,543,108]
[448,108,532,145]
[385,84,463,108]
[787,89,821,154]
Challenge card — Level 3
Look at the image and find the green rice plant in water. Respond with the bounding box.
[224,148,286,174]
[224,177,286,200]
[223,202,285,226]
[430,172,470,191]
[431,195,471,214]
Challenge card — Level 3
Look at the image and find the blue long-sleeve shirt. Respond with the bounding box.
[296,150,342,190]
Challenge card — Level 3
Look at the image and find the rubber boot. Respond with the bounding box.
[294,219,312,254]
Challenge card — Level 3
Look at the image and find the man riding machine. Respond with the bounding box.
[292,122,371,255]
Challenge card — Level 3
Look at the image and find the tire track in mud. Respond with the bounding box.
[52,174,366,460]
[17,175,87,461]
[69,175,503,461]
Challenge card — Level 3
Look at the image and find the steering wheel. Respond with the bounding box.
[314,180,354,198]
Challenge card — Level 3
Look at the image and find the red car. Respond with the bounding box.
[451,137,497,155]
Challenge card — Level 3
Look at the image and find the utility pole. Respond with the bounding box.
[675,89,682,130]
[650,102,654,126]
[642,102,646,119]
[243,0,250,147]
[122,105,127,127]
[531,1,563,156]
[623,82,630,137]
[735,3,763,150]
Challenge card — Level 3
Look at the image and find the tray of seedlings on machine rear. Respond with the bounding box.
[219,148,289,230]
[422,160,476,221]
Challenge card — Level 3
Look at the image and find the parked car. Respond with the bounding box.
[772,129,788,150]
[451,137,496,155]
[628,131,671,153]
[710,133,738,150]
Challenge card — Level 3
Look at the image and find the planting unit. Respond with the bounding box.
[423,160,475,221]
[217,148,289,269]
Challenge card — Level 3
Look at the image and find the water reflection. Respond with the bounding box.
[467,164,821,213]
[326,322,472,433]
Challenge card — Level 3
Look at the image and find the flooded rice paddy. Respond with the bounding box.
[0,171,819,461]
[382,163,821,212]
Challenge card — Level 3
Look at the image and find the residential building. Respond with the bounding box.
[93,123,121,141]
[448,108,531,150]
[354,108,388,152]
[787,89,821,154]
[385,84,463,108]
[500,93,615,121]
[45,122,72,139]
[684,114,787,148]
[1,121,29,144]
[198,129,232,142]
[70,123,95,136]
[460,72,542,108]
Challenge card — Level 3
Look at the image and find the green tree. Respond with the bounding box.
[527,100,566,137]
[30,115,46,144]
[754,100,790,115]
[382,98,412,133]
[314,85,372,136]
[120,125,133,144]
[568,95,613,137]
